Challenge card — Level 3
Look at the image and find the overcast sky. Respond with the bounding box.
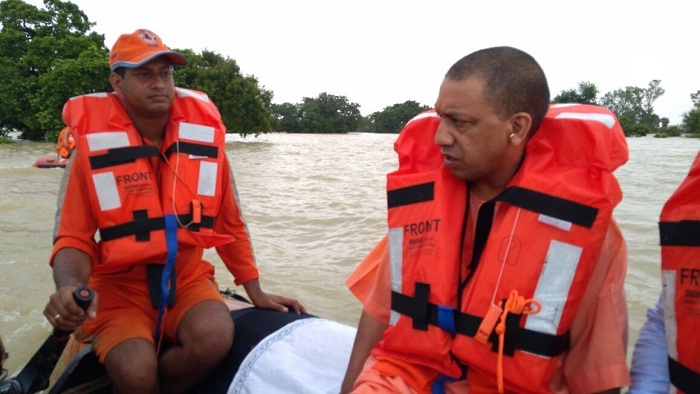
[27,0,697,123]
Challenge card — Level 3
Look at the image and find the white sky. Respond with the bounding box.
[27,0,698,123]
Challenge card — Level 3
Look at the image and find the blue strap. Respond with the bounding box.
[431,366,466,394]
[153,214,178,344]
[437,305,456,335]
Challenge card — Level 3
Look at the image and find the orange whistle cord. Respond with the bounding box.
[494,290,541,394]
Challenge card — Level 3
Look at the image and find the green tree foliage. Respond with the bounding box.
[272,93,362,133]
[598,80,665,135]
[0,0,276,140]
[270,102,300,131]
[681,90,700,137]
[0,0,109,140]
[364,100,431,133]
[174,49,275,135]
[552,81,599,104]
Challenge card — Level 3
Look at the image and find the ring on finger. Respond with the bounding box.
[54,314,62,323]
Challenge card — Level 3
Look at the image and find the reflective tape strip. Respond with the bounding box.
[92,172,120,211]
[554,112,616,129]
[663,270,678,360]
[87,132,130,151]
[176,88,209,102]
[538,214,572,232]
[525,240,582,335]
[197,161,217,197]
[389,227,403,326]
[179,122,215,143]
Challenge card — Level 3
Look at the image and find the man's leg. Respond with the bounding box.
[104,338,159,394]
[159,300,234,393]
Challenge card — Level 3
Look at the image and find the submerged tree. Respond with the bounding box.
[175,49,275,135]
[364,100,431,133]
[0,0,109,140]
[0,0,276,140]
[552,81,599,104]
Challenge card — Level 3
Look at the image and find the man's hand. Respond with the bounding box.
[243,278,307,314]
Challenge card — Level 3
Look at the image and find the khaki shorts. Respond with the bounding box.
[76,262,223,363]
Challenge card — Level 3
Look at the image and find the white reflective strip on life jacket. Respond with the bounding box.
[662,270,679,361]
[92,172,121,211]
[524,240,582,335]
[406,111,439,126]
[538,214,572,232]
[176,88,210,102]
[179,122,215,143]
[86,132,130,152]
[389,227,404,326]
[70,92,108,100]
[197,161,218,197]
[554,112,616,129]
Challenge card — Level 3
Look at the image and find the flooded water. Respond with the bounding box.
[0,132,698,381]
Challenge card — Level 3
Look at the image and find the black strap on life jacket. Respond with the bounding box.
[88,140,219,171]
[163,141,218,159]
[668,355,700,393]
[497,186,598,228]
[89,145,160,170]
[99,209,215,242]
[387,181,435,208]
[391,286,570,358]
[659,220,700,246]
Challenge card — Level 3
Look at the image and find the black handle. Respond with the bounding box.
[52,285,94,339]
[0,286,96,394]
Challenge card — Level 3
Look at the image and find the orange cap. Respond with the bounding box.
[109,29,188,72]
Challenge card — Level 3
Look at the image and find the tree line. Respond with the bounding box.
[1,0,698,142]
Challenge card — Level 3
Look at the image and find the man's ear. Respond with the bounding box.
[109,72,122,93]
[509,112,533,145]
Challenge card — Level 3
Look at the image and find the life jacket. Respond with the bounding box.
[56,126,75,158]
[375,104,628,392]
[659,151,700,394]
[62,88,235,275]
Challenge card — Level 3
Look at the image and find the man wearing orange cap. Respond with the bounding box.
[42,29,305,393]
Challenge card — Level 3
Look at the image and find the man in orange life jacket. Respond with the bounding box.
[630,151,700,393]
[42,29,305,394]
[341,47,631,393]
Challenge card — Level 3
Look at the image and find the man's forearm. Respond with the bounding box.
[52,247,92,288]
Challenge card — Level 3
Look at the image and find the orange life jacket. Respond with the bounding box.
[56,126,75,158]
[659,151,700,394]
[374,104,628,392]
[62,88,235,275]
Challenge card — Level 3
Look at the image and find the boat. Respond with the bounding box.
[0,290,356,394]
[32,156,68,169]
[32,127,74,169]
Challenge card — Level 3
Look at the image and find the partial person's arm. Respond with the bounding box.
[340,310,388,394]
[629,296,669,393]
[341,238,393,393]
[563,220,631,392]
[45,152,99,330]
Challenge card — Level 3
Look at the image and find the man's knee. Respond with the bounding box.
[104,338,158,392]
[180,301,233,361]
